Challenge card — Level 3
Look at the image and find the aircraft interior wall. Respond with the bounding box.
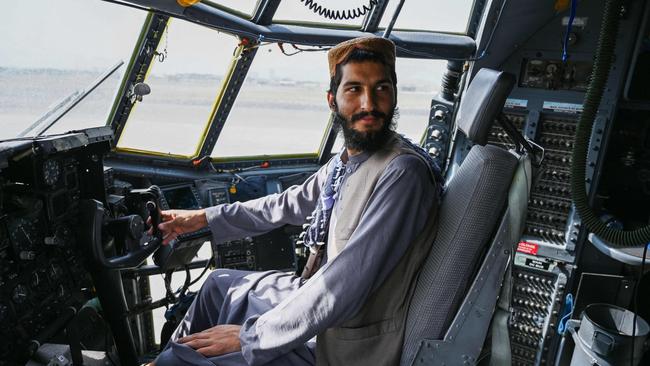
[442,0,650,364]
[1,0,650,365]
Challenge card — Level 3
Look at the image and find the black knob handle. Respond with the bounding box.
[146,201,162,240]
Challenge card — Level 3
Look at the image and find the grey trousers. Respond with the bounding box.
[154,269,316,366]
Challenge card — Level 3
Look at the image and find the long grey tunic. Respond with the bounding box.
[155,150,436,366]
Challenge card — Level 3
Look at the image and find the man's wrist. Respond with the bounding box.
[196,209,208,229]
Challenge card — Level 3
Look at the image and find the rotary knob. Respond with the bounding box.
[12,284,29,304]
[430,129,443,141]
[433,109,446,121]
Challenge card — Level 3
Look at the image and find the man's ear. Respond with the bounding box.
[327,92,337,112]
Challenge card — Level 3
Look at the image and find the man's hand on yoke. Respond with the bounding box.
[178,324,242,357]
[150,209,208,245]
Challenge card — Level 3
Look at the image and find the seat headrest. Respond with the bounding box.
[456,69,515,146]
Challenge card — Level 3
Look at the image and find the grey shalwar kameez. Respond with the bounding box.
[155,147,436,366]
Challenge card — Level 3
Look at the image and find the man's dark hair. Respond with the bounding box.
[328,48,398,98]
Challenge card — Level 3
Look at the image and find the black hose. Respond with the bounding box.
[571,0,650,247]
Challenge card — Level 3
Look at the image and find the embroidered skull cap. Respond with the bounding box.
[327,36,396,78]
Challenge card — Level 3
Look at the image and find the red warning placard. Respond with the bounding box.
[517,241,539,255]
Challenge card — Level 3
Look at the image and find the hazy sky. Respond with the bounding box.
[0,0,145,71]
[0,0,473,79]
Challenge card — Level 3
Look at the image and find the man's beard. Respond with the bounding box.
[333,107,398,152]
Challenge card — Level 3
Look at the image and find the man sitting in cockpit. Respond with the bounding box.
[152,36,442,366]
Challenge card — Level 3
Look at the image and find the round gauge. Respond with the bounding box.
[8,218,37,247]
[42,159,61,186]
[12,284,29,304]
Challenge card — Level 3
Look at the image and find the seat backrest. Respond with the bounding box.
[401,68,517,365]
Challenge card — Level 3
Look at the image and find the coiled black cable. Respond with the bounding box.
[298,0,378,20]
[570,0,650,247]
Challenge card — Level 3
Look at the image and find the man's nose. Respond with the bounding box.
[360,88,377,111]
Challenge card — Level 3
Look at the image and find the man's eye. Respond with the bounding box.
[346,86,359,92]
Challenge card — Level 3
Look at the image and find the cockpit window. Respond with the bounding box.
[211,46,331,159]
[273,0,368,28]
[394,58,448,142]
[45,70,124,135]
[0,0,145,140]
[207,0,260,17]
[379,0,474,33]
[116,19,239,157]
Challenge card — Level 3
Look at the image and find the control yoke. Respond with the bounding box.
[79,185,164,269]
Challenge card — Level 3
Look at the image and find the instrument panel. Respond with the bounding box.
[0,128,301,364]
[0,128,111,365]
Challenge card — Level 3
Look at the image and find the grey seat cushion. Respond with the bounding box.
[401,144,518,365]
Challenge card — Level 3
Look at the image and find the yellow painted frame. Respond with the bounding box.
[105,13,154,130]
[115,18,244,159]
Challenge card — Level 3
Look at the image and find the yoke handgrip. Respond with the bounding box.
[79,199,161,270]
